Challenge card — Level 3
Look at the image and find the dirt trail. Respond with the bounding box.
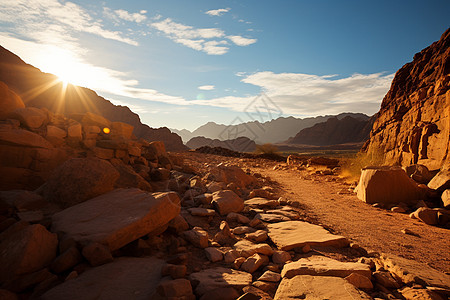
[252,165,450,273]
[183,152,450,273]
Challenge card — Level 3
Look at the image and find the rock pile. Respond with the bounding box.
[355,165,450,228]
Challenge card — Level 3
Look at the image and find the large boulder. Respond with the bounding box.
[0,223,58,284]
[10,107,47,129]
[356,166,424,205]
[51,188,180,251]
[210,165,257,189]
[112,163,152,192]
[211,190,244,215]
[41,257,165,300]
[38,158,120,207]
[428,169,450,192]
[0,81,25,120]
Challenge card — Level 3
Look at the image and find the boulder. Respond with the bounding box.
[428,169,450,192]
[267,221,348,251]
[405,164,435,184]
[182,227,209,248]
[210,165,257,189]
[46,125,66,140]
[272,250,291,264]
[233,239,274,257]
[0,125,53,149]
[0,223,58,284]
[81,242,114,267]
[50,246,82,274]
[0,81,25,120]
[189,267,252,296]
[356,166,424,205]
[38,158,120,207]
[258,270,281,282]
[110,122,134,139]
[155,278,195,299]
[41,257,164,300]
[11,107,47,129]
[212,190,244,215]
[345,273,373,289]
[205,247,223,262]
[373,270,401,288]
[274,275,371,300]
[51,189,180,251]
[112,163,152,192]
[411,207,438,225]
[442,189,450,208]
[241,253,269,273]
[281,256,372,279]
[80,112,111,129]
[245,197,279,209]
[245,230,268,243]
[378,253,450,289]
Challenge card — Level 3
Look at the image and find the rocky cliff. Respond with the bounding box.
[362,29,450,170]
[286,116,374,146]
[0,46,186,151]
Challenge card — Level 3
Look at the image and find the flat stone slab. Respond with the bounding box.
[379,253,450,289]
[274,275,371,300]
[256,213,290,223]
[189,267,252,296]
[281,256,372,279]
[41,257,164,300]
[51,189,180,251]
[267,221,348,251]
[245,198,279,208]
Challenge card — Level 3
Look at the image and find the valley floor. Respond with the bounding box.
[183,152,450,273]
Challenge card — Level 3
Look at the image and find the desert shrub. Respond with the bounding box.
[254,143,280,155]
[340,149,385,182]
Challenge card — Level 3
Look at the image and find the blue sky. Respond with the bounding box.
[1,0,449,131]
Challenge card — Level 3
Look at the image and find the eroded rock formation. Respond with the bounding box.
[362,29,450,170]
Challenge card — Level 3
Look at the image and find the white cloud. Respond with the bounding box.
[151,18,230,55]
[191,71,394,117]
[0,0,138,46]
[198,85,215,90]
[227,35,257,46]
[205,8,231,16]
[107,8,147,23]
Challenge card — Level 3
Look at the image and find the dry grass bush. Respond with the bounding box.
[254,143,280,155]
[339,149,385,182]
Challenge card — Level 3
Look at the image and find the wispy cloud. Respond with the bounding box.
[227,35,257,46]
[0,0,139,46]
[151,18,229,55]
[198,85,215,90]
[192,71,394,116]
[151,17,257,54]
[205,8,231,16]
[104,8,147,24]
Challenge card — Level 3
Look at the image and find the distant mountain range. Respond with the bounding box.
[172,113,370,144]
[0,45,186,151]
[186,136,256,152]
[286,115,375,146]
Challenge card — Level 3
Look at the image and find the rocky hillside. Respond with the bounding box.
[362,29,450,170]
[173,113,369,144]
[186,136,256,152]
[286,115,374,146]
[0,46,186,151]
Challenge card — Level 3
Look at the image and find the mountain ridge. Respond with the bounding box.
[0,45,187,151]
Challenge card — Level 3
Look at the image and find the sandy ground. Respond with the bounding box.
[183,152,450,274]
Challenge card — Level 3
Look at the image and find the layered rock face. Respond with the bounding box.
[0,46,186,151]
[362,29,450,170]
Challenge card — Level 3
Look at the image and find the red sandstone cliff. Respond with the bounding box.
[362,29,450,170]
